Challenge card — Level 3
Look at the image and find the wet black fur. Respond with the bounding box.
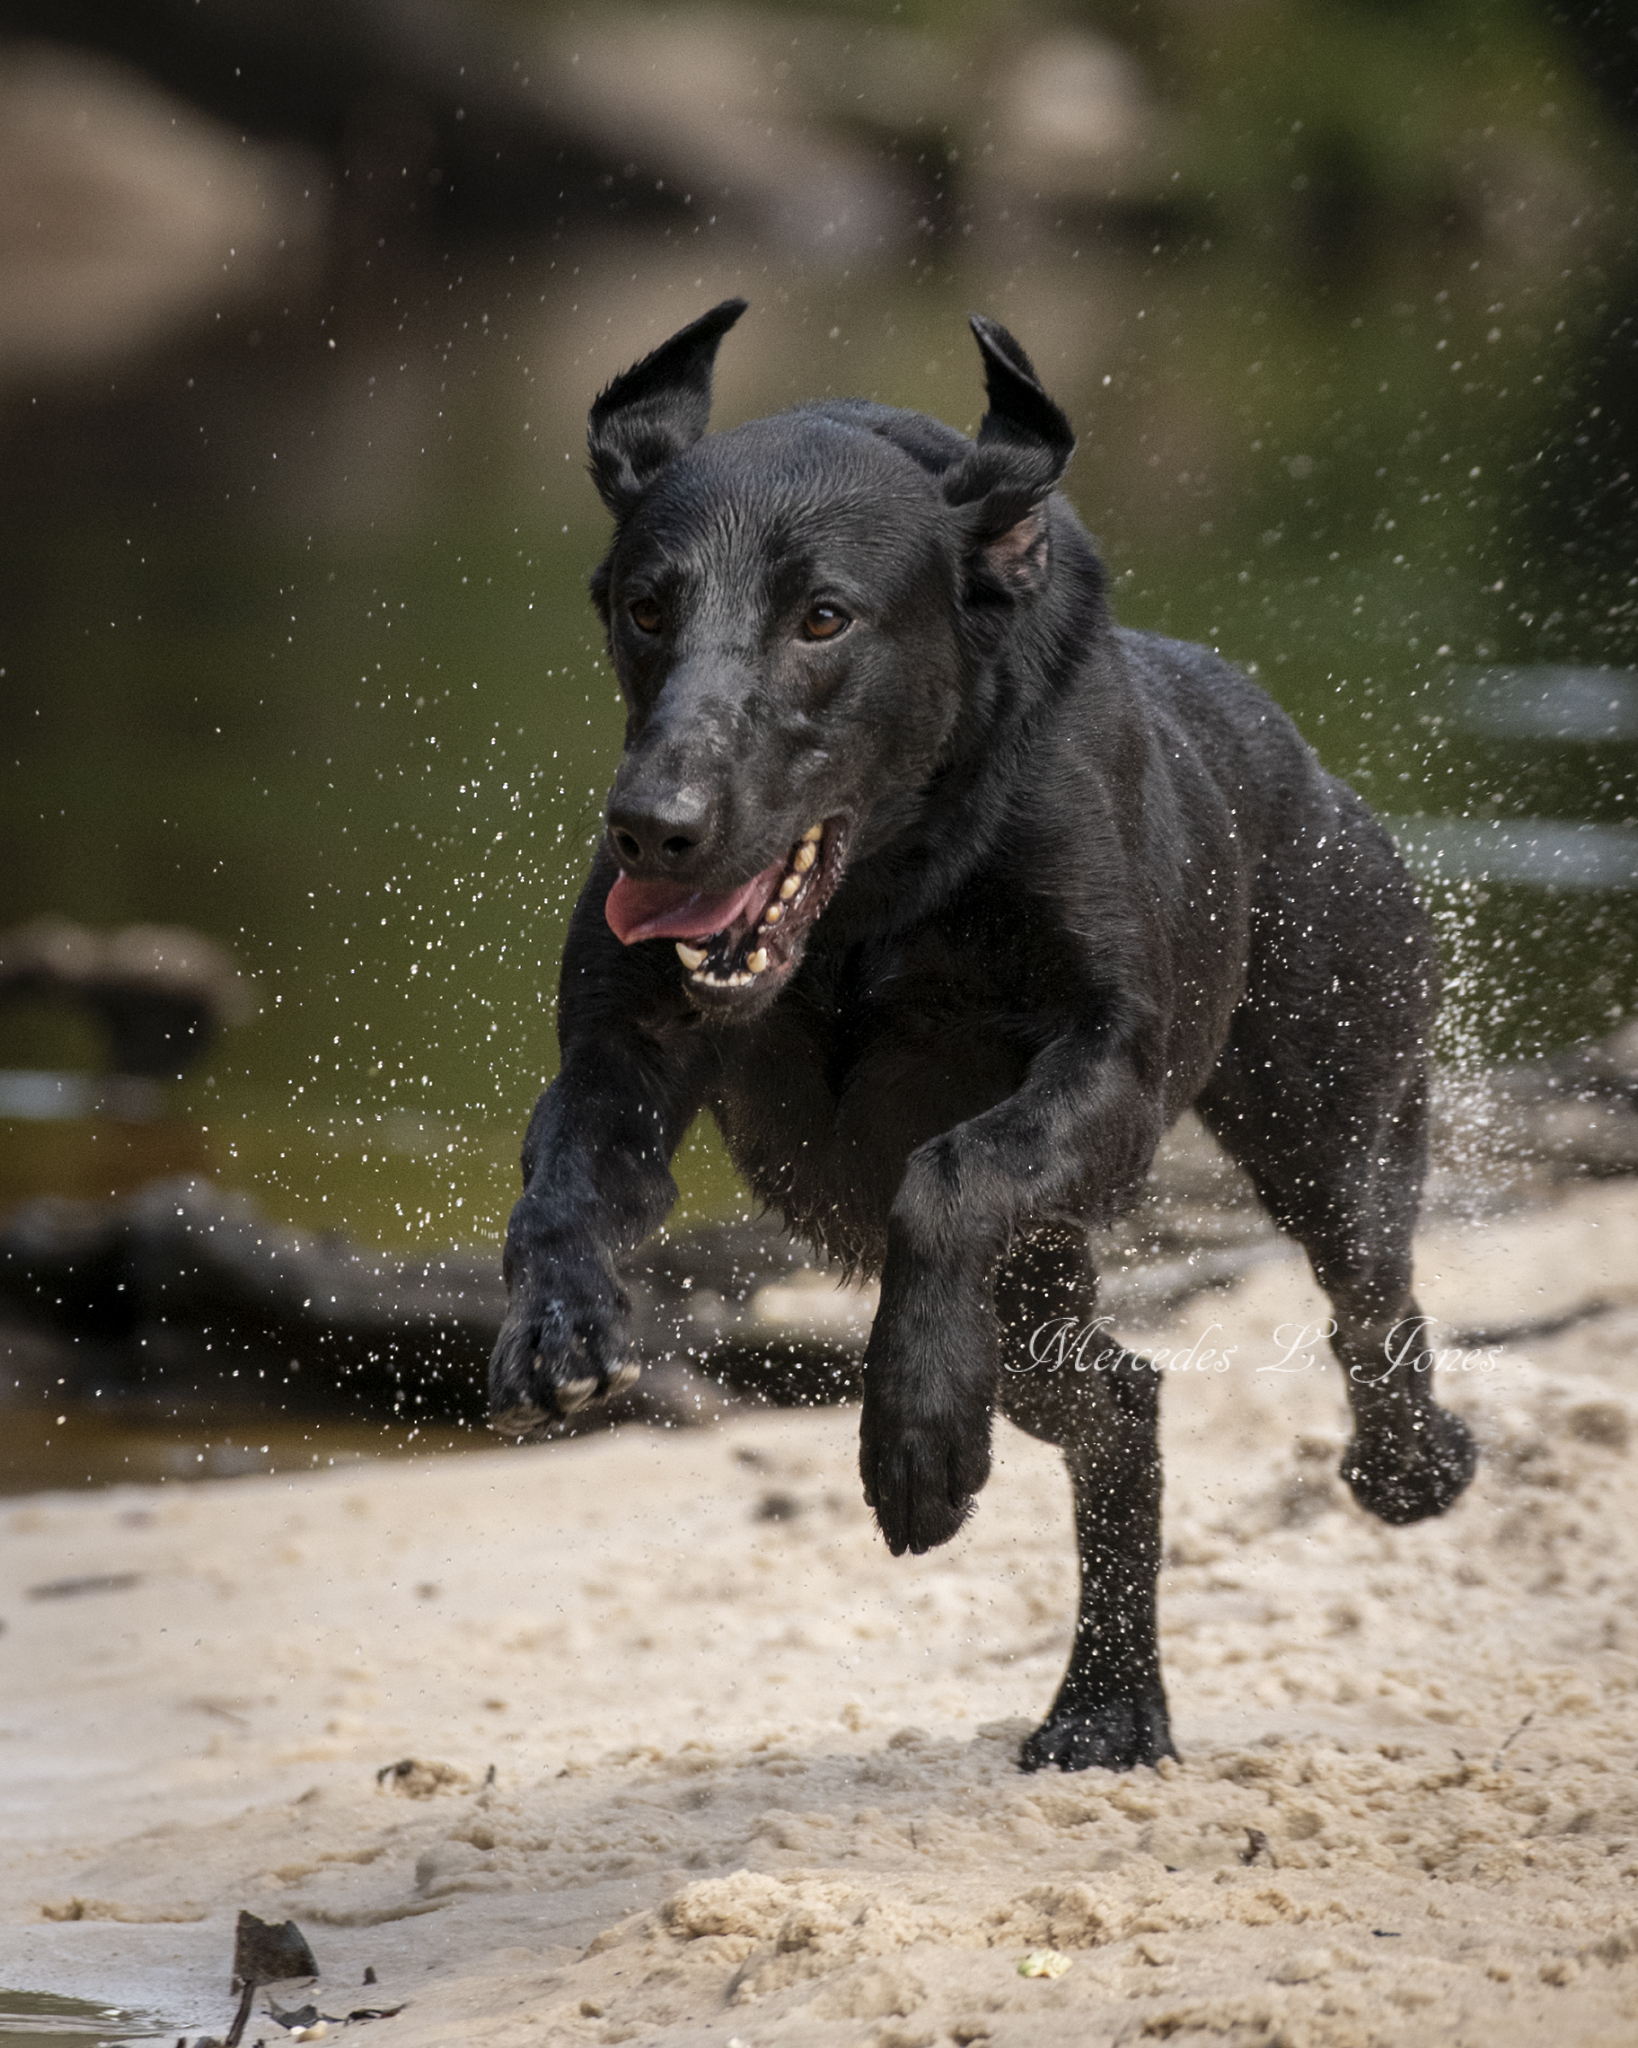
[489,300,1477,1772]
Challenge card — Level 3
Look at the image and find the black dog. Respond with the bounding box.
[489,300,1477,1772]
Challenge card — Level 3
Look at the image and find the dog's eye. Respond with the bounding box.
[800,603,850,642]
[629,598,663,635]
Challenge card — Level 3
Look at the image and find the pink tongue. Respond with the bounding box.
[605,862,782,945]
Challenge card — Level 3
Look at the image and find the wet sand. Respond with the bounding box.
[4,1182,1638,2047]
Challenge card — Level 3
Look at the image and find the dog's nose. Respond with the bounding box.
[607,786,712,871]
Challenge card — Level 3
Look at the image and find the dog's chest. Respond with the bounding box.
[707,927,1035,1260]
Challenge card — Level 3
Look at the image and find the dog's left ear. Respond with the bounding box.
[587,297,748,517]
[943,315,1075,599]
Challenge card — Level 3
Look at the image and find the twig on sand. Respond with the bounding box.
[1493,1712,1535,1770]
[223,1978,255,2048]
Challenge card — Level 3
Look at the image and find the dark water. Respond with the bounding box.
[0,1407,489,1496]
[3,229,1636,1255]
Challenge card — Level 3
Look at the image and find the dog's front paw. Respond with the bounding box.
[1019,1691,1177,1774]
[488,1254,635,1435]
[859,1420,986,1555]
[1341,1403,1476,1525]
[859,1356,994,1556]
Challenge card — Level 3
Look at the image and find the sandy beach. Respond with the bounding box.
[5,1180,1638,2046]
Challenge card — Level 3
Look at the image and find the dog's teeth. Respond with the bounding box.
[762,903,783,926]
[675,941,708,970]
[746,949,769,975]
[778,873,801,901]
[730,971,754,987]
[792,842,817,874]
[801,823,823,843]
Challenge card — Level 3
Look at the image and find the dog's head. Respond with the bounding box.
[587,299,1074,1015]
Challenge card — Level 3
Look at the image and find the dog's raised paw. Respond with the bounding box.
[860,1420,988,1556]
[1019,1694,1177,1774]
[1341,1403,1476,1525]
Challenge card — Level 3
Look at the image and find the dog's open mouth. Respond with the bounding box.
[604,820,845,994]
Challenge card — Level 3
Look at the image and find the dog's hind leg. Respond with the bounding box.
[1200,1028,1477,1527]
[994,1226,1177,1772]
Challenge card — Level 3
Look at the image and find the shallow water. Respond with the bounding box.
[0,1991,166,2048]
[0,1408,492,1499]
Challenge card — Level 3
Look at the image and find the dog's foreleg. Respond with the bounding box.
[859,1024,1162,1555]
[489,997,709,1433]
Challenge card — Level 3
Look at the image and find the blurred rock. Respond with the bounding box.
[0,1173,508,1421]
[0,917,256,1077]
[0,1175,790,1425]
[0,0,619,232]
[533,6,927,258]
[0,0,948,304]
[0,40,321,386]
[970,27,1159,224]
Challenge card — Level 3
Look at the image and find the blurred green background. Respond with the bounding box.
[2,0,1635,1251]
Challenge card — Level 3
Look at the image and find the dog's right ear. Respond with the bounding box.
[944,315,1075,599]
[587,298,748,517]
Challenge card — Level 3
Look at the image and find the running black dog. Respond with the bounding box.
[489,300,1477,1771]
